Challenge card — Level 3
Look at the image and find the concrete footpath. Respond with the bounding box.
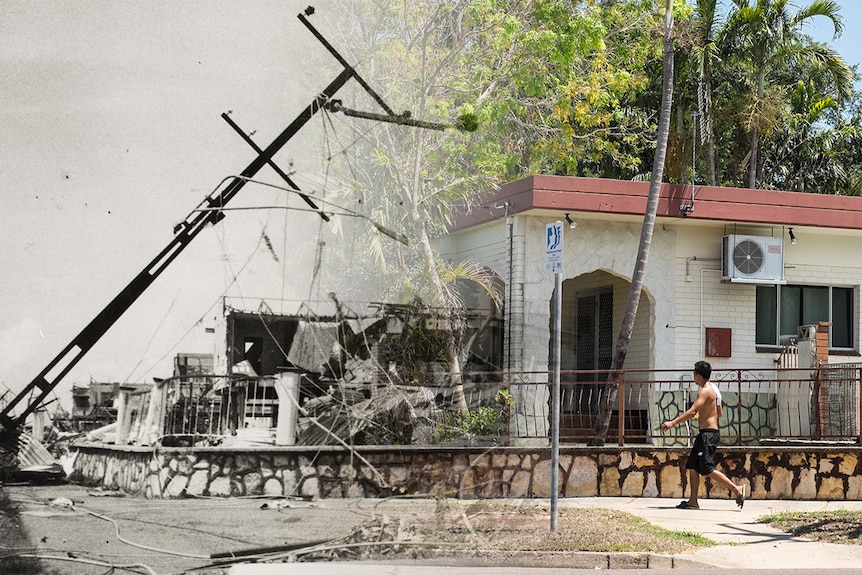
[565,495,862,570]
[8,484,862,573]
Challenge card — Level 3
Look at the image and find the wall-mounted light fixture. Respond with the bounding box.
[564,213,577,230]
[482,201,511,219]
[788,227,797,245]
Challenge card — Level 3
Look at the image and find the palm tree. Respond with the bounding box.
[590,0,676,445]
[691,0,721,185]
[759,79,862,193]
[722,0,853,188]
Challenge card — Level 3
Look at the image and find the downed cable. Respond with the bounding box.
[81,507,209,559]
[16,553,159,575]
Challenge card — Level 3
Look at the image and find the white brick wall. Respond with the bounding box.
[438,218,862,380]
[440,216,675,372]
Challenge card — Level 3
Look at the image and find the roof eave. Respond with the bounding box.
[451,175,862,232]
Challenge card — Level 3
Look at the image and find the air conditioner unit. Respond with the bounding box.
[721,234,785,284]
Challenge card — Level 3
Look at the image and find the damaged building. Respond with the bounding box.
[94,297,504,449]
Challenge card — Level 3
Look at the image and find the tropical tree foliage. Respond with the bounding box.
[706,0,854,188]
[322,1,514,410]
[319,1,681,407]
[668,0,720,184]
[759,79,862,193]
[317,0,862,418]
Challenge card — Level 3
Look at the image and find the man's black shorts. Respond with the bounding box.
[686,428,720,475]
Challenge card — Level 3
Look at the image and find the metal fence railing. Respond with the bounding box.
[109,365,862,448]
[412,365,862,446]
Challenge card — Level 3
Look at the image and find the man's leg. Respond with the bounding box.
[698,430,745,506]
[688,469,701,507]
[707,469,744,499]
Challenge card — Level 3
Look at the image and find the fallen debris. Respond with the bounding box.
[48,497,74,508]
[87,488,126,498]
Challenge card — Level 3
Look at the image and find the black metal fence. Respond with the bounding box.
[131,365,862,447]
[413,365,862,446]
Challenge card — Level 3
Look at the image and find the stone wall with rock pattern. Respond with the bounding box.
[70,443,862,501]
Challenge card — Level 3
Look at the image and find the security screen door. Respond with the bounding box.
[573,291,613,414]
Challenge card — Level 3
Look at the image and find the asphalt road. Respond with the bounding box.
[8,483,862,575]
[8,483,375,575]
[234,568,862,575]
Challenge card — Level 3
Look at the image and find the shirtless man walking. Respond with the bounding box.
[661,360,746,509]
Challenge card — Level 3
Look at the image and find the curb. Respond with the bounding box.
[450,552,710,570]
[228,553,713,573]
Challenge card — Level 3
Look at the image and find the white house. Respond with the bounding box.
[437,176,862,441]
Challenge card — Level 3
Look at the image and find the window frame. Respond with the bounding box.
[755,283,855,350]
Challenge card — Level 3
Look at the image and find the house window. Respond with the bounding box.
[756,284,854,349]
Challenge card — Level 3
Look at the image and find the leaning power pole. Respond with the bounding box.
[1,6,464,456]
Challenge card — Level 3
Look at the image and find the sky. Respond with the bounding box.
[0,1,379,412]
[1,1,862,417]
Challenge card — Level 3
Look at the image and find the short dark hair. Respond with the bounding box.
[694,360,712,380]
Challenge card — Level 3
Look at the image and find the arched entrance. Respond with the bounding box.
[549,270,655,442]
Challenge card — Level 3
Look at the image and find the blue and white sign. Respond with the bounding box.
[545,221,563,273]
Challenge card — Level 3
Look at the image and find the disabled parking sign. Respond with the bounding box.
[545,221,563,273]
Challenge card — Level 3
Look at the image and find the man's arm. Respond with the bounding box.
[661,388,707,431]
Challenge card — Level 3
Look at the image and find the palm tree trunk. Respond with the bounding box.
[704,76,717,186]
[748,68,766,188]
[748,126,759,188]
[590,0,675,444]
[707,132,717,185]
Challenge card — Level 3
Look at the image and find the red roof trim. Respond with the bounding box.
[454,175,862,231]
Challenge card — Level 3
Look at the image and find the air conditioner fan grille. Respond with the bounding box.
[732,239,764,274]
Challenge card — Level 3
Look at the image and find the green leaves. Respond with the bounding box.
[713,0,855,188]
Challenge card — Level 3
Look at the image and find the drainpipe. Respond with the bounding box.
[507,215,514,371]
[687,257,721,354]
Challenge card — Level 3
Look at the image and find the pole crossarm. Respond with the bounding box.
[298,8,396,117]
[221,112,330,221]
[325,100,452,131]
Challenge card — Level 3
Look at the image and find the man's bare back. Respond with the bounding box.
[659,371,720,432]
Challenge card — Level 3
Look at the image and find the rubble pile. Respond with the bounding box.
[297,381,441,446]
[296,514,436,562]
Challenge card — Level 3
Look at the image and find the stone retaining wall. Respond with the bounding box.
[69,443,862,500]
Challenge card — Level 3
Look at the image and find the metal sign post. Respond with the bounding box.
[545,221,563,532]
